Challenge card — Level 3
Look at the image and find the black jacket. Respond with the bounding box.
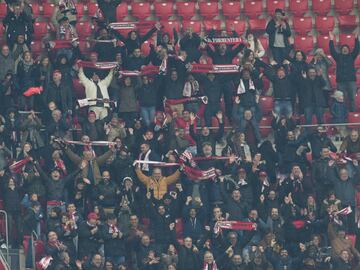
[101,223,125,257]
[299,75,326,108]
[330,39,359,83]
[78,222,102,259]
[179,33,201,62]
[3,11,32,44]
[46,80,73,112]
[265,19,291,48]
[137,76,161,107]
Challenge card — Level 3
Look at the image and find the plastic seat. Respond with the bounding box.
[334,0,354,15]
[266,0,285,15]
[203,20,222,31]
[338,15,357,31]
[316,35,331,54]
[348,113,360,129]
[288,0,309,16]
[259,116,273,137]
[74,3,84,18]
[182,20,201,33]
[30,41,43,58]
[225,20,246,35]
[328,73,336,89]
[141,40,152,56]
[76,21,93,39]
[312,0,331,15]
[315,16,335,34]
[0,3,7,19]
[259,96,274,115]
[30,3,40,18]
[199,2,219,19]
[176,2,196,20]
[88,3,99,17]
[243,0,263,18]
[222,1,241,18]
[73,79,85,99]
[0,25,4,38]
[154,2,174,20]
[292,17,312,34]
[41,3,55,19]
[33,22,48,39]
[248,18,267,32]
[131,2,151,20]
[339,34,356,50]
[294,36,314,53]
[161,20,180,38]
[355,55,360,69]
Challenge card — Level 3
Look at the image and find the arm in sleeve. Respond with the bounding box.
[329,40,339,61]
[102,69,114,88]
[165,169,181,185]
[351,37,359,59]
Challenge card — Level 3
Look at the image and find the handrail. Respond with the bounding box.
[0,249,10,270]
[0,210,9,263]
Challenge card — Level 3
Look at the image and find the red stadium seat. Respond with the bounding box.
[30,3,40,18]
[176,2,196,19]
[288,0,309,16]
[334,0,354,15]
[259,116,272,137]
[141,40,152,56]
[355,93,360,111]
[312,0,331,15]
[248,19,268,32]
[175,218,183,239]
[41,3,55,19]
[203,20,222,31]
[315,16,335,34]
[0,3,7,19]
[328,74,336,89]
[355,55,360,69]
[346,234,356,247]
[88,3,99,17]
[160,21,180,38]
[76,21,93,39]
[199,2,219,19]
[243,0,263,18]
[30,41,43,59]
[0,25,4,38]
[339,34,356,50]
[75,3,85,18]
[182,20,201,33]
[357,73,360,88]
[115,3,128,21]
[316,35,331,54]
[131,2,151,20]
[225,20,246,35]
[294,36,314,53]
[154,2,174,20]
[222,1,241,19]
[266,0,285,15]
[348,113,360,129]
[259,96,274,115]
[338,15,357,31]
[292,17,312,34]
[73,79,85,99]
[33,22,48,39]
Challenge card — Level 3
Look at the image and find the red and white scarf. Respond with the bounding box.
[165,96,208,105]
[108,224,119,234]
[214,221,256,234]
[10,157,31,174]
[204,36,243,45]
[56,138,115,147]
[109,21,155,31]
[331,206,353,225]
[237,79,255,94]
[77,60,118,70]
[48,39,77,49]
[203,261,218,270]
[190,64,240,74]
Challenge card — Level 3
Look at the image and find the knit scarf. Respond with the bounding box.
[139,150,152,172]
[108,224,119,234]
[190,64,240,73]
[214,221,256,234]
[165,96,207,105]
[77,60,118,70]
[183,80,200,97]
[237,79,255,94]
[109,21,155,31]
[204,36,243,45]
[203,261,218,270]
[9,157,31,173]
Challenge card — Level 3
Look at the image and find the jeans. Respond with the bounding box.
[304,106,324,125]
[274,100,293,118]
[271,47,288,64]
[337,81,357,112]
[140,106,156,127]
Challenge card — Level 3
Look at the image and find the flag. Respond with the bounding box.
[23,86,43,97]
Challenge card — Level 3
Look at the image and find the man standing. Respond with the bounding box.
[46,70,73,114]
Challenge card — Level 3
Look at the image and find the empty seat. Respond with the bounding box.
[33,22,48,39]
[88,3,99,17]
[292,17,312,34]
[348,112,360,129]
[154,2,174,20]
[0,3,7,19]
[266,0,285,15]
[259,116,272,137]
[222,1,241,18]
[288,0,309,16]
[76,21,93,39]
[199,2,219,19]
[316,35,331,54]
[225,20,246,35]
[203,20,222,31]
[243,0,263,18]
[30,41,43,58]
[116,3,128,21]
[338,15,357,31]
[355,55,360,68]
[30,3,40,18]
[75,3,85,18]
[176,2,196,19]
[334,0,354,15]
[315,16,335,34]
[131,2,151,20]
[160,20,180,38]
[41,3,55,18]
[259,96,274,115]
[294,36,314,53]
[182,20,201,33]
[248,18,268,32]
[339,34,356,49]
[312,0,331,15]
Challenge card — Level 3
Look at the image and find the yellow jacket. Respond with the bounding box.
[135,168,180,200]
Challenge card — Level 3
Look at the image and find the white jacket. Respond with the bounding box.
[78,67,113,107]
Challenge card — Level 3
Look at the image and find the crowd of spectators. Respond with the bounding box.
[1,0,360,269]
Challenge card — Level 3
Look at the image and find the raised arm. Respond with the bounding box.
[102,69,114,88]
[351,37,359,59]
[165,169,181,185]
[78,67,90,85]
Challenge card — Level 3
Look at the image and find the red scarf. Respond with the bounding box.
[77,60,118,70]
[48,40,76,49]
[55,159,67,175]
[109,224,119,234]
[10,157,31,173]
[214,221,256,234]
[204,36,243,45]
[109,21,155,32]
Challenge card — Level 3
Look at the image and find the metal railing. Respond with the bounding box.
[0,210,9,263]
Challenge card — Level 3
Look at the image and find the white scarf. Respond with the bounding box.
[183,80,200,97]
[139,150,151,172]
[237,79,255,94]
[203,261,218,270]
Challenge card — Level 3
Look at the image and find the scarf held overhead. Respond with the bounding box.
[214,221,256,234]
